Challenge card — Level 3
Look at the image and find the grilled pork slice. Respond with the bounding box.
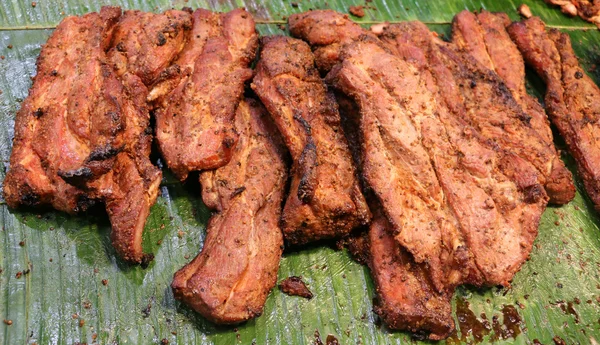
[368,210,454,340]
[252,36,370,244]
[172,99,287,324]
[509,17,600,211]
[327,36,545,288]
[451,10,575,204]
[288,10,378,73]
[3,7,162,263]
[150,9,258,180]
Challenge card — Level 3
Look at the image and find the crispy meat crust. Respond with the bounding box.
[3,6,163,263]
[451,10,575,204]
[252,36,370,244]
[172,99,287,324]
[509,17,600,211]
[152,9,258,180]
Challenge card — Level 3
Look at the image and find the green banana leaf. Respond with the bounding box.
[1,0,600,344]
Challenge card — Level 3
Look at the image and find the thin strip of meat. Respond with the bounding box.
[3,7,163,263]
[451,10,575,204]
[509,17,600,211]
[368,209,454,341]
[150,9,258,180]
[172,99,287,324]
[251,36,370,244]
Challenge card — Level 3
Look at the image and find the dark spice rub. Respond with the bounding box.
[252,35,370,244]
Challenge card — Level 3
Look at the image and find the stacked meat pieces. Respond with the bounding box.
[288,9,592,339]
[5,4,598,339]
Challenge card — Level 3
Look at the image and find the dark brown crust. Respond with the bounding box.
[278,276,313,299]
[3,6,163,263]
[152,9,258,180]
[368,211,454,341]
[252,35,370,245]
[172,99,287,324]
[451,10,575,205]
[509,17,600,212]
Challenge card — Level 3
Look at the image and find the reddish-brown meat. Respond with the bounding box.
[252,36,370,244]
[172,99,287,324]
[451,10,575,204]
[377,22,546,285]
[151,9,258,180]
[328,33,545,288]
[107,9,192,86]
[288,10,378,73]
[3,7,162,263]
[368,210,454,340]
[278,276,313,299]
[509,17,600,211]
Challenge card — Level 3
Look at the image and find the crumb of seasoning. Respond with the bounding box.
[157,239,162,245]
[184,254,190,260]
[78,319,85,328]
[19,240,25,247]
[31,2,36,7]
[7,45,12,49]
[92,333,97,341]
[518,4,532,18]
[83,301,91,309]
[177,230,185,238]
[161,339,169,345]
[15,271,22,279]
[101,279,108,286]
[3,319,12,325]
[349,5,365,18]
[291,2,298,8]
[1,56,5,60]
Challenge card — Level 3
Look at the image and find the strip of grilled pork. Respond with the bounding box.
[252,36,370,244]
[150,9,258,180]
[3,6,164,263]
[172,99,287,324]
[451,10,575,204]
[509,17,600,211]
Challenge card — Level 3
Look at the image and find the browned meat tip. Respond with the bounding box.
[288,10,377,73]
[329,24,546,288]
[252,36,370,245]
[368,211,454,341]
[509,17,600,211]
[151,9,258,180]
[172,99,287,324]
[108,9,192,85]
[278,276,313,299]
[3,6,162,263]
[451,10,575,205]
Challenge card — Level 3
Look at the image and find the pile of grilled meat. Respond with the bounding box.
[4,5,600,340]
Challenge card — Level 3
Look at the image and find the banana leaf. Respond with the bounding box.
[0,1,599,344]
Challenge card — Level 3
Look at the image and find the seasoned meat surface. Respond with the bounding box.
[376,22,546,285]
[172,99,287,324]
[451,10,575,204]
[509,17,600,211]
[368,211,454,341]
[252,36,370,244]
[288,10,377,73]
[3,6,162,263]
[328,32,545,288]
[152,9,258,180]
[107,9,192,85]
